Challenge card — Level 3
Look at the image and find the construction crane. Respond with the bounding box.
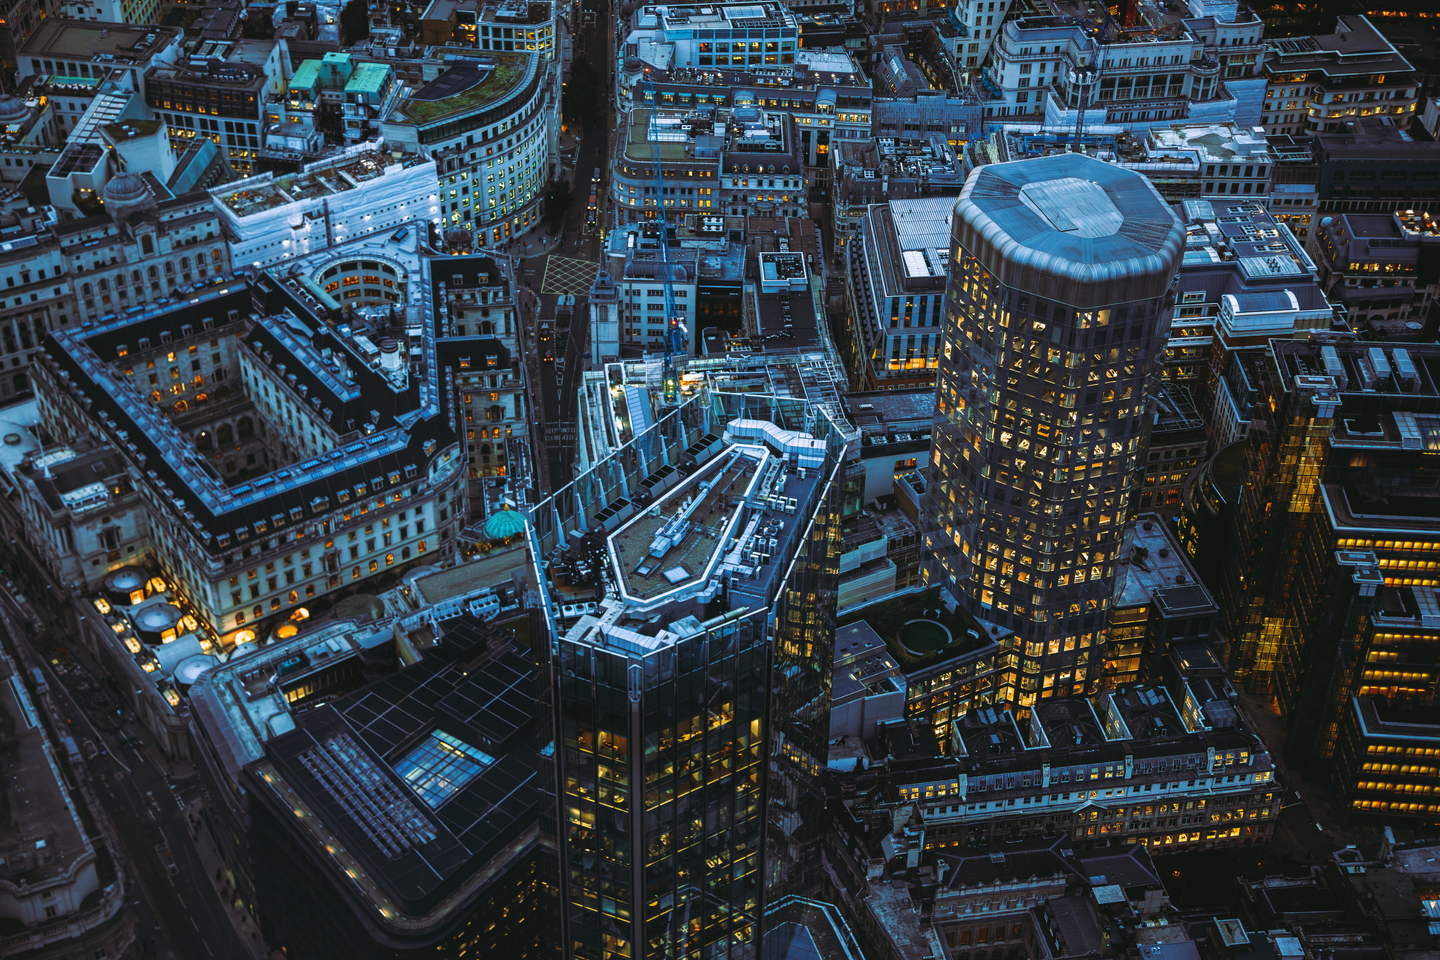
[642,72,687,405]
[1072,6,1122,149]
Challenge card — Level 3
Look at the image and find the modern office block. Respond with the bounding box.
[528,388,856,960]
[923,153,1186,709]
[1183,339,1440,810]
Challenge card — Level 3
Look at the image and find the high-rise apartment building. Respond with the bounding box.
[528,390,856,960]
[923,154,1185,709]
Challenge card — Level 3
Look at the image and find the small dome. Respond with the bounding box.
[104,172,157,224]
[484,508,526,540]
[0,95,30,123]
[103,173,149,203]
[443,226,472,250]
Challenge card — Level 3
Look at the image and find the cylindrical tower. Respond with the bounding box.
[923,153,1185,708]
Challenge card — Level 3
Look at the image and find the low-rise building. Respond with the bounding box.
[210,145,438,268]
[830,135,969,263]
[837,683,1280,857]
[1262,15,1418,137]
[13,441,148,591]
[1310,208,1440,340]
[0,642,136,959]
[1149,123,1272,199]
[1312,116,1440,219]
[17,20,184,94]
[983,4,1263,131]
[27,241,484,755]
[145,38,291,178]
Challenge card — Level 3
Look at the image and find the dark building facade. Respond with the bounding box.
[243,619,560,958]
[1183,339,1440,809]
[922,153,1186,709]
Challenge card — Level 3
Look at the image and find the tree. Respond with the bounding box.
[339,0,370,45]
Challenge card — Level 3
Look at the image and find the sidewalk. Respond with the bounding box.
[184,797,273,960]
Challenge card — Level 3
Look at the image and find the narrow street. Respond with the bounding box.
[0,586,261,960]
[522,0,611,495]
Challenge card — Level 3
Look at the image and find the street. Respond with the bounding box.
[0,587,261,960]
[521,0,612,495]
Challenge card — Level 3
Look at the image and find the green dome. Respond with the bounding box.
[484,509,526,539]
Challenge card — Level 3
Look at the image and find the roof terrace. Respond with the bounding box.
[394,54,528,124]
[215,149,400,216]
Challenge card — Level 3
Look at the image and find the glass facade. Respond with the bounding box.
[530,388,851,960]
[558,610,769,960]
[922,155,1185,709]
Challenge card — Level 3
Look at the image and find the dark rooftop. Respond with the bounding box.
[252,624,540,915]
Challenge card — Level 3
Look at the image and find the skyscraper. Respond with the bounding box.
[528,391,854,960]
[923,154,1186,709]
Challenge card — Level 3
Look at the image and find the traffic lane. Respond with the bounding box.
[35,651,249,960]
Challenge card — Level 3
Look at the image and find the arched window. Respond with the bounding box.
[82,282,93,296]
[385,553,395,566]
[368,560,379,573]
[217,423,234,445]
[488,404,503,422]
[351,566,361,580]
[173,399,188,413]
[480,443,491,462]
[141,235,154,255]
[195,392,209,405]
[148,266,159,279]
[287,590,298,603]
[180,257,190,271]
[132,270,142,284]
[237,417,254,440]
[98,278,108,292]
[212,249,222,263]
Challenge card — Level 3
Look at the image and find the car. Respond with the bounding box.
[543,350,555,362]
[390,227,409,242]
[592,167,601,184]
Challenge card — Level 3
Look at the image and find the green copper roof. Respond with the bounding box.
[484,509,526,540]
[345,62,392,98]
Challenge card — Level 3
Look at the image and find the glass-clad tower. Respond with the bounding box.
[528,384,852,960]
[923,154,1185,709]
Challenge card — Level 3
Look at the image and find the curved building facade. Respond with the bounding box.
[922,154,1185,708]
[381,53,557,243]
